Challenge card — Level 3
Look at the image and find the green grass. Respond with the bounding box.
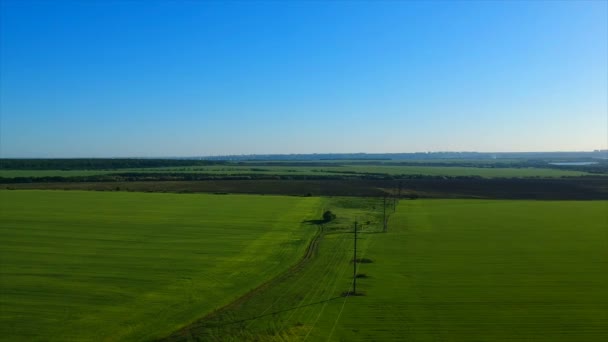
[166,196,383,341]
[188,199,608,341]
[342,164,590,177]
[326,200,608,341]
[2,192,606,341]
[0,190,322,341]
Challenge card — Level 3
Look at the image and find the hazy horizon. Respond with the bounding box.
[1,150,607,160]
[1,1,607,158]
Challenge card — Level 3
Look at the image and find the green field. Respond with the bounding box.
[341,164,590,177]
[326,200,608,341]
[0,191,322,341]
[180,199,608,341]
[153,164,591,177]
[0,164,591,179]
[2,191,606,341]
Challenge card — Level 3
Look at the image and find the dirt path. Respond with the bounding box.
[158,225,324,342]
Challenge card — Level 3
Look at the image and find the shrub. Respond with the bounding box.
[322,210,336,222]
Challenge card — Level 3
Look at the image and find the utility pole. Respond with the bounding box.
[353,221,358,294]
[383,195,387,232]
[395,181,403,212]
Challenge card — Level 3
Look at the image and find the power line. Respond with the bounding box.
[326,230,376,342]
[353,221,358,294]
[383,195,387,232]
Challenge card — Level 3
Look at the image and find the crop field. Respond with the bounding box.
[171,199,608,341]
[144,165,591,177]
[323,200,608,341]
[1,191,606,342]
[0,163,593,179]
[6,177,608,200]
[164,196,384,341]
[340,165,590,177]
[0,191,322,341]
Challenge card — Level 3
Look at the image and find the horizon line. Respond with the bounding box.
[2,150,607,160]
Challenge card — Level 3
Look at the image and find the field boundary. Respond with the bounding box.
[4,177,608,199]
[159,224,325,341]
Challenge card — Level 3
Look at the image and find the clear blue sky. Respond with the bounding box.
[1,0,606,157]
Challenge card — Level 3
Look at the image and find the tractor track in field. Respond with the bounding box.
[158,225,325,342]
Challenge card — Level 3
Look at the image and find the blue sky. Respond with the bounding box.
[1,1,606,157]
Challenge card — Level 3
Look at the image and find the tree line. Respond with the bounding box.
[0,159,226,170]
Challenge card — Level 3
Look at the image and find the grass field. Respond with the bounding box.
[326,200,608,341]
[0,164,591,179]
[134,165,591,177]
[342,165,590,177]
[2,192,606,341]
[0,191,322,341]
[177,199,608,341]
[163,196,383,341]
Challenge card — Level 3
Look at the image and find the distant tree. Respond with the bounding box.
[322,210,336,222]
